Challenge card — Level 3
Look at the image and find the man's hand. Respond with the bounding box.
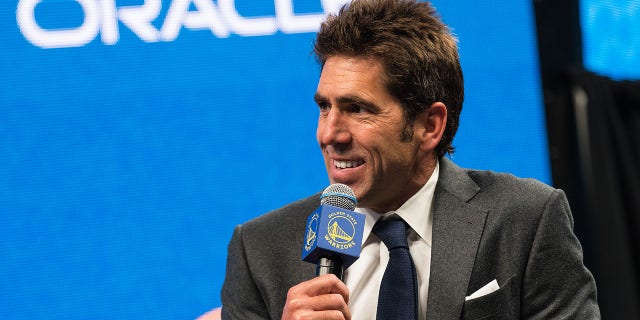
[282,274,351,320]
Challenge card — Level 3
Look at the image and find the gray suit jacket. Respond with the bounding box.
[221,158,600,319]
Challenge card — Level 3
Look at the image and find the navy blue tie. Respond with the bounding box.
[373,219,418,320]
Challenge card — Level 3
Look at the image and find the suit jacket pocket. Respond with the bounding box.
[461,275,518,320]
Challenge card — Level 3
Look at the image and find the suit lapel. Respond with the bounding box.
[426,158,488,319]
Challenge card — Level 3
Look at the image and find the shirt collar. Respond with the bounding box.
[356,159,439,246]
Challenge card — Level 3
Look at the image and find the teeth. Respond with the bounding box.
[334,160,363,169]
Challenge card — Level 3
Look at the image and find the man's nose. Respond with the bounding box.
[318,109,352,147]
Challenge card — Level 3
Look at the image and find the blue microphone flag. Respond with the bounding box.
[301,204,365,269]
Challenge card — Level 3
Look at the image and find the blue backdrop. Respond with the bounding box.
[1,1,551,318]
[581,0,640,80]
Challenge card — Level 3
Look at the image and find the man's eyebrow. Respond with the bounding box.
[313,92,326,103]
[313,93,380,111]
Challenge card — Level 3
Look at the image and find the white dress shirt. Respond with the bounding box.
[344,160,439,320]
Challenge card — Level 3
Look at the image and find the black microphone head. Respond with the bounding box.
[320,183,357,211]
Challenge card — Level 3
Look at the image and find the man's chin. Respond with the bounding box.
[328,179,354,188]
[326,179,358,195]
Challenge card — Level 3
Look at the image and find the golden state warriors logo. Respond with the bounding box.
[304,212,320,252]
[324,211,358,250]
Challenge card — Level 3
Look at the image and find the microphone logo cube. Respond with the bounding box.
[302,205,365,268]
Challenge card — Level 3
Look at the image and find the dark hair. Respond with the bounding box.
[314,0,463,157]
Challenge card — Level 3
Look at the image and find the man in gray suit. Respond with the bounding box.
[221,0,600,319]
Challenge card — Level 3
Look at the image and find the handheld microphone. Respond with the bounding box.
[301,183,365,280]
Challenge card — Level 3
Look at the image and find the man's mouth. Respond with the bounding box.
[333,159,364,169]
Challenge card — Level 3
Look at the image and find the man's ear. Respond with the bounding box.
[415,102,447,152]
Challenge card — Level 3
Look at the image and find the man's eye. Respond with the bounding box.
[318,102,330,111]
[348,104,366,113]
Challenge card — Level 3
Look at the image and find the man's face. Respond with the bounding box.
[315,56,430,213]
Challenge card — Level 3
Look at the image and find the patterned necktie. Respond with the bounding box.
[373,219,418,320]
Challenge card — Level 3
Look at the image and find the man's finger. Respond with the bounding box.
[288,274,349,303]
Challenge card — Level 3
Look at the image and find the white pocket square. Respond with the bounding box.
[465,279,500,301]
